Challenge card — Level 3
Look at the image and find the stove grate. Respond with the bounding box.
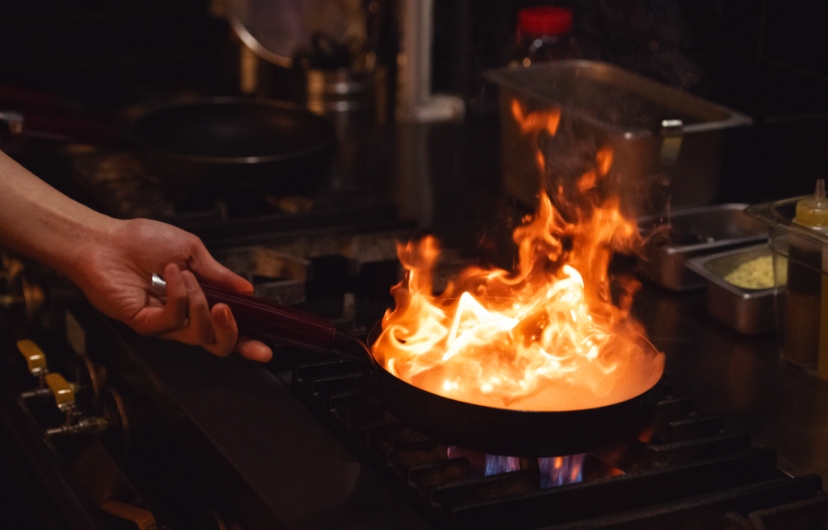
[291,360,825,529]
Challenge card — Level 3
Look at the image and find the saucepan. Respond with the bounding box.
[153,275,664,457]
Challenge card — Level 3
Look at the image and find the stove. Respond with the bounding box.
[291,358,826,530]
[2,236,827,529]
[1,123,827,529]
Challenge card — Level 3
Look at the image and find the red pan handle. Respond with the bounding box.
[198,283,338,353]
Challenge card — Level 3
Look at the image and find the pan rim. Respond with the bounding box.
[367,324,665,415]
[130,96,336,165]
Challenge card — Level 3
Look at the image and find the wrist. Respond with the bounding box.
[58,215,124,286]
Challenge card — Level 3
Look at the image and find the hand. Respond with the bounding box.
[67,218,273,362]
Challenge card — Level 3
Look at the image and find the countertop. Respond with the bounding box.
[634,285,828,482]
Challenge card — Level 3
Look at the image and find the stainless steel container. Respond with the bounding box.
[637,204,769,291]
[686,245,776,335]
[486,61,752,215]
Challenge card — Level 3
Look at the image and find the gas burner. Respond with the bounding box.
[290,358,827,529]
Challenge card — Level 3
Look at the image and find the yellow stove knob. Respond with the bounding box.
[16,339,47,377]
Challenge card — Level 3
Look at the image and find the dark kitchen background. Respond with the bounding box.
[2,1,828,528]
[2,0,827,203]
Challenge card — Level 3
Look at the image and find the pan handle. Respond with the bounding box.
[151,274,337,353]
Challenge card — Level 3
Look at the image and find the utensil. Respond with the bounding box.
[131,97,336,204]
[151,275,664,456]
[637,204,769,291]
[685,245,776,335]
[486,61,752,214]
[1,96,336,205]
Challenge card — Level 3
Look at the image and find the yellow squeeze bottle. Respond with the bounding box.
[793,180,828,379]
[794,179,828,231]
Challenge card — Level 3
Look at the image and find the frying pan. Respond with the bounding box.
[130,97,336,203]
[160,278,664,457]
[2,96,336,204]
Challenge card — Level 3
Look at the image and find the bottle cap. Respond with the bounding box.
[518,7,573,37]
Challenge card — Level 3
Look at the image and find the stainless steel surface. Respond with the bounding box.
[637,203,769,291]
[487,61,752,213]
[686,244,776,335]
[226,0,366,68]
[635,287,828,485]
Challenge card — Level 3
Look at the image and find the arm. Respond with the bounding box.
[0,149,272,362]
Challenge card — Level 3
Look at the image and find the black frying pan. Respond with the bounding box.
[131,97,336,203]
[1,96,336,205]
[192,282,664,457]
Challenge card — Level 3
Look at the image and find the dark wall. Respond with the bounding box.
[0,0,236,108]
[679,0,828,202]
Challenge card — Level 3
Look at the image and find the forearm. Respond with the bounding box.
[0,149,119,277]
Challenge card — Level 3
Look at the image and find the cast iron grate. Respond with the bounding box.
[291,360,827,529]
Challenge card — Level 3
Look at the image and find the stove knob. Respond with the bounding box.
[44,372,76,412]
[20,382,81,402]
[16,339,49,380]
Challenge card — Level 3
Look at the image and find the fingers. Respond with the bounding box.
[131,263,188,336]
[236,336,273,363]
[204,303,237,358]
[203,305,273,362]
[188,243,253,295]
[153,272,272,362]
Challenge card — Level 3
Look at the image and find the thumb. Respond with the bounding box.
[188,244,253,295]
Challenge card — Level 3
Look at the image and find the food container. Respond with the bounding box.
[685,245,777,335]
[637,204,769,291]
[746,198,828,375]
[485,61,752,215]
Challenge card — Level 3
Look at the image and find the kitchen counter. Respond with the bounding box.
[635,285,828,483]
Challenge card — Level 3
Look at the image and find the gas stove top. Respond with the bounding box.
[1,123,826,529]
[291,357,825,529]
[2,243,827,529]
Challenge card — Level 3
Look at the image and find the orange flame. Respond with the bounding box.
[372,101,663,412]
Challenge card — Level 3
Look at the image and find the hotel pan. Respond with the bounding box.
[685,244,776,335]
[637,204,769,291]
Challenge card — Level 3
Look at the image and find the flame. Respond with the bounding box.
[540,454,586,488]
[372,101,663,412]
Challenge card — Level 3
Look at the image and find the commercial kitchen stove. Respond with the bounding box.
[2,245,827,529]
[2,129,828,529]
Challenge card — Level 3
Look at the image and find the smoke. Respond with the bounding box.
[575,0,703,92]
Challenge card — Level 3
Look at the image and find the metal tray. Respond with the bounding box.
[685,245,776,335]
[486,61,752,214]
[637,204,769,291]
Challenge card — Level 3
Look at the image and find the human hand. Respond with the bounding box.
[66,218,273,362]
